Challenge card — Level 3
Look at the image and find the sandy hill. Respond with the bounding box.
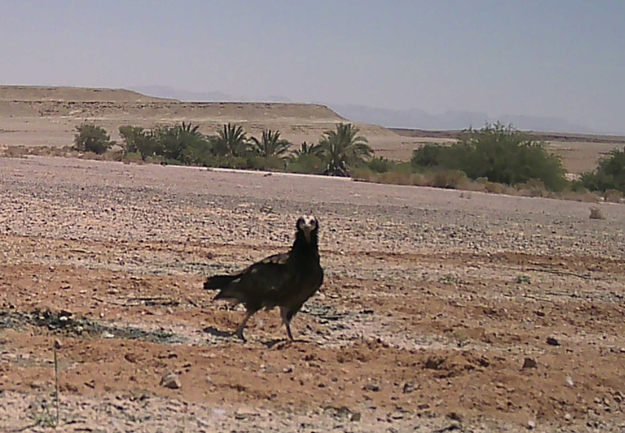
[0,85,402,153]
[0,85,174,103]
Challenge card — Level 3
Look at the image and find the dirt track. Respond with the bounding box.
[1,156,625,432]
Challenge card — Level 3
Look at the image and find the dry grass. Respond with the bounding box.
[604,189,623,203]
[353,168,607,204]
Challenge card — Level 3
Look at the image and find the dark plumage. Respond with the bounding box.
[204,214,324,342]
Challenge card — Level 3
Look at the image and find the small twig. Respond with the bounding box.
[7,340,62,432]
[185,297,200,308]
[54,340,60,427]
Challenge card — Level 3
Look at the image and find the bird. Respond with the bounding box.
[203,214,324,342]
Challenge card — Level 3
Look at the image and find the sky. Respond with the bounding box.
[0,0,623,133]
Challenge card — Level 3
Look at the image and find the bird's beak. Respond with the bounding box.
[302,225,313,242]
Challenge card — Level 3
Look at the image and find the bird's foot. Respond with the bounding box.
[233,329,247,343]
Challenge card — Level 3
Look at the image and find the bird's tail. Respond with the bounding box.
[203,274,237,291]
[203,274,249,304]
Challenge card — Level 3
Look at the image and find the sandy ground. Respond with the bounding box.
[1,155,625,432]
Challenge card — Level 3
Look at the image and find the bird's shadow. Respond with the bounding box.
[262,338,288,349]
[261,338,310,349]
[203,327,313,347]
[202,326,233,339]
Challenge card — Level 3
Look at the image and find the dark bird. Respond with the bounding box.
[204,214,324,342]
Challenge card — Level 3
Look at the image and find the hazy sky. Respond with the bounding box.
[1,1,623,133]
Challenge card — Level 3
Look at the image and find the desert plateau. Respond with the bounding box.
[1,86,625,432]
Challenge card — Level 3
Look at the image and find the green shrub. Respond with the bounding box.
[286,154,326,174]
[367,156,394,173]
[579,147,625,193]
[118,125,160,160]
[411,143,446,168]
[73,123,113,154]
[410,123,568,191]
[246,155,286,171]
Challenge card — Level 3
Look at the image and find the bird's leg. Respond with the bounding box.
[233,311,253,342]
[280,307,295,342]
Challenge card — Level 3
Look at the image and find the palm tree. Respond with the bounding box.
[156,121,208,162]
[213,123,248,157]
[249,129,292,158]
[289,141,324,161]
[318,123,373,176]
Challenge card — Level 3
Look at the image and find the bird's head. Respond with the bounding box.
[296,214,319,243]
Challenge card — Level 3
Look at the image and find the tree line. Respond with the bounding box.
[73,121,625,197]
[73,121,373,176]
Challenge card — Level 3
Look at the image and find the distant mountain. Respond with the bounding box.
[324,103,597,134]
[129,85,597,134]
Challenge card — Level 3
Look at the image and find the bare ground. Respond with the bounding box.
[1,155,625,432]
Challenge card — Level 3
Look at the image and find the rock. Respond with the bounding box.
[234,408,259,420]
[546,336,560,346]
[29,380,46,389]
[527,420,536,430]
[363,383,380,392]
[522,357,537,369]
[160,371,181,389]
[447,411,463,422]
[403,382,415,394]
[564,413,572,421]
[565,375,574,387]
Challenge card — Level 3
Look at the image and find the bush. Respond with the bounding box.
[118,125,159,160]
[286,154,326,174]
[367,156,394,173]
[411,143,446,168]
[246,155,286,171]
[579,147,625,193]
[73,123,113,154]
[431,169,468,189]
[411,123,568,191]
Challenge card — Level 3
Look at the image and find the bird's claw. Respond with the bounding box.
[233,330,247,342]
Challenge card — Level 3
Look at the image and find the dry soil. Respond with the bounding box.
[1,155,625,432]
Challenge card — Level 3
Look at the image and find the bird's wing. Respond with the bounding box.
[254,252,290,266]
[215,252,297,303]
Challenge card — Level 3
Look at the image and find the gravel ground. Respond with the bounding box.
[1,155,625,432]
